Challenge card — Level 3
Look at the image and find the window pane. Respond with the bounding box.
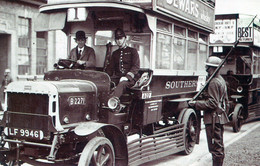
[174,25,186,37]
[157,20,172,33]
[94,30,114,45]
[173,37,185,70]
[18,17,30,75]
[37,32,47,75]
[188,30,197,40]
[156,33,171,69]
[199,33,208,44]
[187,41,197,70]
[199,44,207,71]
[127,35,150,68]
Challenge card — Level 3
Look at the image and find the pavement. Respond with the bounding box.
[141,119,260,166]
[191,120,260,166]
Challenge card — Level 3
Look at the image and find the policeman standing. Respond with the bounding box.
[106,28,140,109]
[68,30,96,69]
[188,56,229,166]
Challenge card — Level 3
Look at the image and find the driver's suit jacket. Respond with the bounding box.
[68,45,96,69]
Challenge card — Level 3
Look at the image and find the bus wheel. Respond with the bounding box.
[78,137,115,166]
[232,104,243,133]
[180,109,198,155]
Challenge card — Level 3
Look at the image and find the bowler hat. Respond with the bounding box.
[75,31,86,40]
[115,28,126,39]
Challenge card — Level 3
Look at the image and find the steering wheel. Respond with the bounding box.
[55,59,77,69]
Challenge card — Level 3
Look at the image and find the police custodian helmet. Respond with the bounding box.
[115,28,126,39]
[205,56,222,67]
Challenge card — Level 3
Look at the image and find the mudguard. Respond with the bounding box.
[74,121,121,136]
[74,121,128,166]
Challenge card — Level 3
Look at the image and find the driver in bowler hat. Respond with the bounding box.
[68,30,96,69]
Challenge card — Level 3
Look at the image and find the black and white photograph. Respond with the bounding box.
[0,0,259,166]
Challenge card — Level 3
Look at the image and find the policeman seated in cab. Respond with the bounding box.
[106,28,140,110]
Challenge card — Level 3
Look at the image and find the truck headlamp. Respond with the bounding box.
[108,97,120,110]
[237,86,243,93]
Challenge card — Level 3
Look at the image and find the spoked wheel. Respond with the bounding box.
[180,109,198,155]
[78,137,115,166]
[0,139,17,166]
[0,128,8,166]
[232,104,243,133]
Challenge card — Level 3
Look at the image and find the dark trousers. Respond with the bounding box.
[113,80,135,98]
[205,124,225,166]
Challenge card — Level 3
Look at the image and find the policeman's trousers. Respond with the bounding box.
[205,123,225,166]
[113,80,135,98]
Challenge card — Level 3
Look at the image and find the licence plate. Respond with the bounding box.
[4,127,44,140]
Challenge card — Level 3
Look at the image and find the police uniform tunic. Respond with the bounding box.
[107,46,140,80]
[106,46,140,98]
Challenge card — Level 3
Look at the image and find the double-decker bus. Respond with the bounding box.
[0,0,215,165]
[210,14,260,132]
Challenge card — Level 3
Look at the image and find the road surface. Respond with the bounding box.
[140,120,260,166]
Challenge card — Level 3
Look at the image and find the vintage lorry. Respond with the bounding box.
[0,0,215,165]
[210,14,260,132]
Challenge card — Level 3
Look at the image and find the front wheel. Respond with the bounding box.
[179,109,198,155]
[78,137,115,166]
[232,104,243,133]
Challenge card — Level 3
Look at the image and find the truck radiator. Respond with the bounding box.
[127,123,185,166]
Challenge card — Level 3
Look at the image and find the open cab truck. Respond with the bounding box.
[0,0,215,165]
[210,14,260,133]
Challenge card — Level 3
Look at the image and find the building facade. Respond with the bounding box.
[0,0,68,101]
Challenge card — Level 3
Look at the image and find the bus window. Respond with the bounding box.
[236,55,251,74]
[93,30,151,69]
[199,44,207,71]
[188,30,198,40]
[173,37,185,70]
[173,25,186,70]
[174,25,186,37]
[95,30,114,46]
[127,35,150,68]
[187,41,198,70]
[156,20,172,69]
[156,33,171,69]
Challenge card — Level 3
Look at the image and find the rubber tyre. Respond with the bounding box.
[78,137,115,166]
[180,109,198,155]
[232,104,243,133]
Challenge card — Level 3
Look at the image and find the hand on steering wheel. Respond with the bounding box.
[57,59,77,69]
